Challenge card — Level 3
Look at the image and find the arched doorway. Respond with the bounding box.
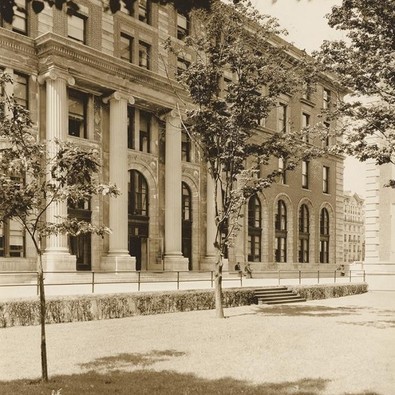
[128,170,149,271]
[182,182,192,270]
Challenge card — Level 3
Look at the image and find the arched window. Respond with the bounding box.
[128,170,148,216]
[320,208,330,263]
[182,182,192,221]
[248,195,262,262]
[275,200,287,262]
[298,204,309,263]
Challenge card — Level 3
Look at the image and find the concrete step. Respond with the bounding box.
[254,287,306,305]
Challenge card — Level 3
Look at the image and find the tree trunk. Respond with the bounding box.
[214,252,225,318]
[37,254,48,382]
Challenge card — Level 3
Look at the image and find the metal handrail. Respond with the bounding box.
[0,269,372,297]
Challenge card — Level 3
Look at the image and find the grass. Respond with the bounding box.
[0,371,329,395]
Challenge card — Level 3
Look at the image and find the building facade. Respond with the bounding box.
[0,0,344,273]
[343,191,365,264]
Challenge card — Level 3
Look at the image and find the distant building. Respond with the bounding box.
[343,191,365,263]
[0,1,345,273]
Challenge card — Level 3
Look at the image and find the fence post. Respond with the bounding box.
[37,272,39,296]
[349,269,352,283]
[299,270,301,285]
[278,270,281,286]
[138,271,141,291]
[317,270,320,284]
[363,270,366,282]
[177,271,180,290]
[91,272,95,294]
[334,270,337,283]
[240,271,243,287]
[211,271,214,288]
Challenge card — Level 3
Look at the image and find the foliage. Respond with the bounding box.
[0,71,118,381]
[0,0,212,23]
[315,0,395,187]
[166,0,322,317]
[0,72,118,254]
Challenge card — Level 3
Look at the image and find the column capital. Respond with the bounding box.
[37,68,75,86]
[159,108,181,122]
[103,91,135,105]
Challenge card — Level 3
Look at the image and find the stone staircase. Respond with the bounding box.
[254,286,306,305]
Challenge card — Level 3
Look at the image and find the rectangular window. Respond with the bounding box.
[120,33,133,63]
[139,110,151,153]
[177,57,190,77]
[68,11,86,43]
[0,219,25,257]
[177,12,190,40]
[138,0,150,23]
[323,121,330,147]
[127,106,135,149]
[14,73,28,108]
[278,103,287,133]
[12,0,27,35]
[323,166,329,193]
[302,82,311,101]
[323,88,331,110]
[278,157,286,184]
[302,113,310,142]
[68,89,87,138]
[181,130,191,162]
[138,41,150,69]
[302,160,309,189]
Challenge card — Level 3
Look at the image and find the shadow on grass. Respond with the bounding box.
[0,370,329,395]
[339,320,395,329]
[251,305,362,317]
[80,350,186,370]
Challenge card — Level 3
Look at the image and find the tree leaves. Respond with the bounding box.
[315,0,395,186]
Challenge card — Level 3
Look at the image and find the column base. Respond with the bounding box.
[101,255,136,271]
[41,252,76,272]
[163,254,189,271]
[200,256,230,271]
[363,261,395,290]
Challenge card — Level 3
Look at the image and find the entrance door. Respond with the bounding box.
[68,200,92,271]
[182,183,192,270]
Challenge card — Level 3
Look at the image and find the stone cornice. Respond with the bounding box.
[35,32,185,109]
[0,29,35,56]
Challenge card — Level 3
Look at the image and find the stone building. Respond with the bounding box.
[343,191,365,264]
[0,0,345,273]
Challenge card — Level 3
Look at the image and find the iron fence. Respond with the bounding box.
[0,269,369,299]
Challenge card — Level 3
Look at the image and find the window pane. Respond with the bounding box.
[139,42,150,69]
[68,13,85,43]
[13,0,27,34]
[120,34,133,62]
[68,90,87,138]
[14,73,28,108]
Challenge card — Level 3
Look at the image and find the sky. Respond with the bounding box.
[251,0,367,197]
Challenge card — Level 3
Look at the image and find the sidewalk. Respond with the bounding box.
[1,291,394,394]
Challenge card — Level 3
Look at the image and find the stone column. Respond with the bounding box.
[201,171,218,270]
[39,69,76,271]
[102,92,136,271]
[163,111,188,270]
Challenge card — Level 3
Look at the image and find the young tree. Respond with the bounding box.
[0,73,118,381]
[167,0,323,318]
[315,0,395,187]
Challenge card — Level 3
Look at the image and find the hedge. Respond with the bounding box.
[0,283,367,328]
